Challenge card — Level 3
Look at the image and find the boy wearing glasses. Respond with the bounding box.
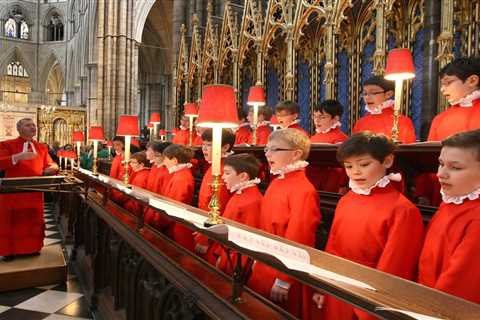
[353,75,416,143]
[310,99,348,144]
[248,129,321,319]
[275,101,309,136]
[428,57,480,141]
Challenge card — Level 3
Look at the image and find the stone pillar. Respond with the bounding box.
[421,0,442,139]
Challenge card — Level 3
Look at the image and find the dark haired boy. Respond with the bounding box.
[275,100,309,136]
[172,115,190,145]
[318,132,424,319]
[234,109,252,145]
[418,129,480,304]
[109,136,132,180]
[310,99,348,144]
[428,57,480,141]
[353,75,416,143]
[214,153,263,274]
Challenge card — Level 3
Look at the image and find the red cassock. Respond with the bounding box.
[144,166,171,230]
[172,128,190,145]
[287,123,309,137]
[123,168,150,215]
[352,107,416,143]
[193,134,203,146]
[235,125,252,145]
[109,154,132,180]
[0,137,56,256]
[310,127,348,144]
[418,197,480,304]
[195,162,232,263]
[321,183,424,320]
[248,170,321,319]
[213,186,263,274]
[428,99,480,141]
[162,167,196,251]
[245,124,272,145]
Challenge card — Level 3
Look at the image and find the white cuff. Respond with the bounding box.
[11,155,17,165]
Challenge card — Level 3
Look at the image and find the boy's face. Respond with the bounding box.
[154,154,164,166]
[437,146,480,197]
[180,116,189,128]
[129,159,144,172]
[275,110,298,128]
[222,165,248,190]
[440,75,479,104]
[265,137,302,171]
[313,111,339,131]
[247,110,265,124]
[362,84,392,109]
[343,154,393,189]
[146,147,155,161]
[202,141,230,162]
[163,156,178,170]
[113,141,124,155]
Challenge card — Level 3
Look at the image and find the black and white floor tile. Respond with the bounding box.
[0,203,93,320]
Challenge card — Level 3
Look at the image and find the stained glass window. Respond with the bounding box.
[6,62,29,78]
[5,18,16,38]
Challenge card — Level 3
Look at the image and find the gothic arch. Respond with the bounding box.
[0,2,33,25]
[39,51,65,94]
[0,46,34,79]
[42,7,65,42]
[134,0,156,42]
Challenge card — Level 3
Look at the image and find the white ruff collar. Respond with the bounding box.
[252,121,270,128]
[270,160,309,179]
[282,119,300,129]
[365,99,394,115]
[349,173,402,195]
[316,121,342,134]
[441,187,480,204]
[230,178,261,194]
[450,90,480,107]
[168,163,192,174]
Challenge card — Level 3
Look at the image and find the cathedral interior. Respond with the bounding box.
[1,1,480,320]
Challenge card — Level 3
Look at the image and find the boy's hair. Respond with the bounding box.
[224,153,261,179]
[238,109,247,121]
[337,132,396,163]
[439,57,480,84]
[163,144,194,163]
[113,136,125,144]
[314,99,344,118]
[275,100,300,114]
[268,128,311,160]
[363,75,395,92]
[131,151,148,166]
[201,129,236,151]
[442,129,480,161]
[250,106,273,121]
[147,141,172,154]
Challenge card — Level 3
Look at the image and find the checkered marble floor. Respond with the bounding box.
[0,202,93,320]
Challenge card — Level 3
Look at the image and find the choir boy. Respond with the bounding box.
[274,101,309,136]
[248,128,321,319]
[352,76,416,143]
[234,110,252,145]
[319,133,424,320]
[109,136,131,180]
[214,153,263,274]
[418,129,480,304]
[121,151,150,214]
[172,115,190,145]
[162,144,196,251]
[246,105,273,145]
[310,99,348,144]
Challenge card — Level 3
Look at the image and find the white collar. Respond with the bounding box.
[167,163,192,174]
[179,125,188,131]
[270,160,309,179]
[316,121,342,134]
[450,90,480,107]
[239,122,250,128]
[349,173,402,195]
[365,99,394,115]
[441,187,480,204]
[230,178,261,194]
[252,120,270,128]
[22,140,37,154]
[282,119,300,129]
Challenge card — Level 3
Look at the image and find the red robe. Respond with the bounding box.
[428,99,480,141]
[286,122,309,137]
[248,169,321,319]
[123,168,150,215]
[144,166,171,230]
[310,127,348,144]
[109,154,131,180]
[193,134,203,146]
[245,124,272,145]
[352,107,416,143]
[0,137,56,255]
[418,198,480,304]
[235,124,252,145]
[195,161,232,263]
[321,183,424,320]
[172,128,190,145]
[162,167,196,251]
[213,186,263,274]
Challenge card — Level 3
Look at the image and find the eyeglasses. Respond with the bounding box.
[361,91,385,98]
[264,147,295,153]
[440,79,460,87]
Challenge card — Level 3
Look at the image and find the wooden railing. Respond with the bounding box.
[62,168,480,320]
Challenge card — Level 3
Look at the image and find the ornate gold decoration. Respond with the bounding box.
[38,108,85,147]
[201,1,219,86]
[188,15,203,102]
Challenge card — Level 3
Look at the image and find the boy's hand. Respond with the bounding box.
[194,243,209,254]
[270,284,289,303]
[312,293,325,309]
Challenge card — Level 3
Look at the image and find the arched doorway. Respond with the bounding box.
[53,117,68,146]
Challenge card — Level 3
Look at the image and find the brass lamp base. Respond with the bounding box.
[204,174,224,226]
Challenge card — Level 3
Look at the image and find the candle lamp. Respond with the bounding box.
[384,48,416,143]
[149,112,161,141]
[247,86,266,145]
[159,129,167,142]
[147,123,154,142]
[106,140,113,160]
[72,131,84,170]
[117,115,140,185]
[196,84,239,226]
[89,126,105,175]
[184,102,199,146]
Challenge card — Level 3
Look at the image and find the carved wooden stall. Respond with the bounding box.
[60,166,480,320]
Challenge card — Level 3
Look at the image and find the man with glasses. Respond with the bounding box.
[352,75,416,143]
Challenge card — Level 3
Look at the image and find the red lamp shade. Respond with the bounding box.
[147,123,154,128]
[247,86,266,106]
[106,140,113,147]
[72,131,84,142]
[149,112,161,124]
[89,126,105,141]
[197,84,239,128]
[131,138,140,147]
[384,48,416,81]
[184,103,199,117]
[270,115,279,125]
[159,129,167,136]
[117,115,140,136]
